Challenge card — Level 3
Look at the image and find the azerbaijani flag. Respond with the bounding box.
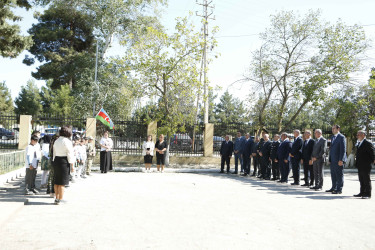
[95,108,115,130]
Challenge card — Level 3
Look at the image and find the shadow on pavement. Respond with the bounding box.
[192,172,356,200]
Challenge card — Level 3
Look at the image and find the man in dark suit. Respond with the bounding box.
[256,131,266,177]
[310,129,327,191]
[354,130,375,199]
[220,135,234,173]
[327,125,347,194]
[233,131,245,174]
[277,132,292,183]
[301,130,315,187]
[259,134,272,179]
[242,133,254,176]
[270,134,281,180]
[251,136,260,176]
[290,130,303,185]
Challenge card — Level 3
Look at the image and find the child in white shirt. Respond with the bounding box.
[25,136,40,195]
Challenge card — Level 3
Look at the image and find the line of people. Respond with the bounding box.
[220,125,374,198]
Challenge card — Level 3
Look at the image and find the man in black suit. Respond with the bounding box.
[220,135,234,173]
[251,136,260,176]
[277,132,292,183]
[290,130,303,185]
[259,134,272,179]
[301,130,315,187]
[354,130,375,199]
[242,133,254,176]
[270,134,281,180]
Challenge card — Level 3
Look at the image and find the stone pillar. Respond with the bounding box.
[86,118,96,146]
[147,121,157,143]
[204,123,214,157]
[18,115,32,150]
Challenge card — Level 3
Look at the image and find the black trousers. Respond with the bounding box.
[252,155,260,175]
[221,156,231,172]
[358,168,372,197]
[303,161,314,185]
[260,157,270,178]
[243,155,251,174]
[272,160,280,179]
[291,157,300,184]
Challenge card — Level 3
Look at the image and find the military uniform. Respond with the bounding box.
[86,139,96,175]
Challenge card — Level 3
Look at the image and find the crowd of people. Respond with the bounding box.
[219,125,375,199]
[24,126,112,205]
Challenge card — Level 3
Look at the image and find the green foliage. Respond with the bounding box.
[14,80,42,116]
[247,10,368,132]
[0,82,14,114]
[213,90,247,123]
[49,84,74,116]
[119,17,216,138]
[23,4,95,89]
[0,0,33,58]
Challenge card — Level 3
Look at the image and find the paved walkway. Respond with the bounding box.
[0,170,374,250]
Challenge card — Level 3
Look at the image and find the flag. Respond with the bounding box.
[95,108,115,130]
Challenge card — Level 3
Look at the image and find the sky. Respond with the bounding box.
[1,0,375,103]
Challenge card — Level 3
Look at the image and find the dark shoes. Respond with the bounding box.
[232,172,238,174]
[353,193,363,198]
[291,183,299,185]
[332,190,342,194]
[31,189,39,194]
[325,189,334,192]
[219,171,225,173]
[301,184,309,187]
[314,188,322,191]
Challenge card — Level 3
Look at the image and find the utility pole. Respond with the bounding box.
[93,40,99,117]
[196,0,214,124]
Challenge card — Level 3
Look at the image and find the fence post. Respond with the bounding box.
[18,115,32,150]
[204,123,214,157]
[147,121,157,143]
[86,118,96,143]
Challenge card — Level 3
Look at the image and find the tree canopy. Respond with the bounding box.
[15,80,42,116]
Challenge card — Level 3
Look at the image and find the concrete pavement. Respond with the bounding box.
[0,169,374,250]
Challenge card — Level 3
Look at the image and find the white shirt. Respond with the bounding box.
[100,137,113,151]
[53,137,75,164]
[25,144,39,168]
[41,143,50,159]
[142,141,155,156]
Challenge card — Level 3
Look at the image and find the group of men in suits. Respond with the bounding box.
[219,125,374,198]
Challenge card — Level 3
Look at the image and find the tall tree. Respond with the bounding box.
[23,3,95,89]
[0,0,33,58]
[119,17,216,141]
[0,82,14,114]
[15,80,42,116]
[213,90,247,123]
[49,84,74,116]
[246,10,368,132]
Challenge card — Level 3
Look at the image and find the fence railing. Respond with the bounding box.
[32,114,87,137]
[0,150,25,175]
[0,113,19,150]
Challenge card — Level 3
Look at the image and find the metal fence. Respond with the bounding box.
[0,113,19,150]
[97,119,148,155]
[0,150,25,175]
[32,114,87,138]
[157,123,205,156]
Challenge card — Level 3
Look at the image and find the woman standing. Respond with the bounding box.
[99,131,113,173]
[40,135,51,188]
[155,134,167,172]
[53,126,74,205]
[142,135,155,172]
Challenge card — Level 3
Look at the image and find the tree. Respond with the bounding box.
[119,17,216,141]
[246,10,368,132]
[213,90,247,123]
[0,82,14,114]
[15,80,42,116]
[49,84,74,116]
[0,0,33,58]
[23,3,95,89]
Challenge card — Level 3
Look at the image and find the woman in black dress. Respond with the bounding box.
[99,131,113,173]
[155,134,167,172]
[53,126,74,205]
